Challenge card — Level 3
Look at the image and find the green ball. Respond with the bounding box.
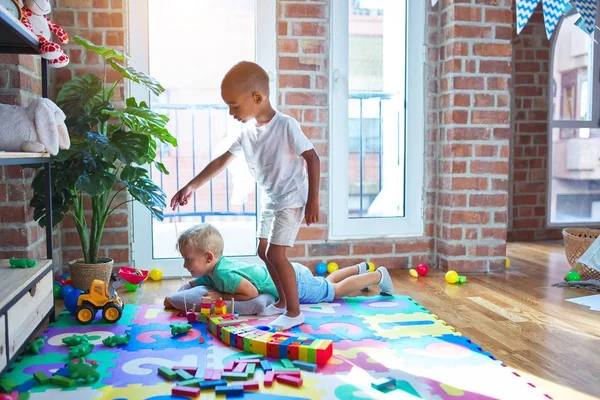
[125,282,139,292]
[53,282,62,298]
[565,271,581,282]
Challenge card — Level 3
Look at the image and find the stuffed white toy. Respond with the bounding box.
[21,0,69,68]
[0,98,70,155]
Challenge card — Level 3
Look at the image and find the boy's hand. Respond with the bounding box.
[170,185,194,211]
[204,290,223,302]
[305,199,319,226]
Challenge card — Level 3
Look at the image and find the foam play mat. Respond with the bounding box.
[0,295,552,399]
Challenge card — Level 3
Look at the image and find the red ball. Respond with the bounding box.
[56,278,66,285]
[416,263,429,276]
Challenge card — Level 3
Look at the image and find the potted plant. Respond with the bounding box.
[30,35,177,290]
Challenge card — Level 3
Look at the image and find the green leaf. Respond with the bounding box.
[154,161,169,175]
[104,103,177,146]
[109,60,165,96]
[110,130,150,164]
[74,35,129,60]
[120,166,166,220]
[76,170,115,196]
[56,73,103,123]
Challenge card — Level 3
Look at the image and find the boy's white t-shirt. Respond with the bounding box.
[228,111,314,211]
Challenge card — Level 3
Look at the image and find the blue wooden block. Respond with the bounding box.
[53,368,71,377]
[199,379,228,390]
[291,360,317,372]
[260,359,272,371]
[215,385,244,396]
[16,379,36,392]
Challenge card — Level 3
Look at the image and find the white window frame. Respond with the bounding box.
[547,12,600,227]
[128,0,277,273]
[329,0,425,239]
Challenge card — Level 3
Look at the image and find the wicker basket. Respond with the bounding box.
[562,228,600,280]
[69,258,113,290]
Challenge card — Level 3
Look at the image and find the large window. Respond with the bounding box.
[330,0,425,238]
[549,13,600,226]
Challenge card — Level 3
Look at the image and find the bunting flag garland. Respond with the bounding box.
[431,0,439,6]
[517,0,541,34]
[542,0,571,38]
[516,0,598,38]
[571,0,598,34]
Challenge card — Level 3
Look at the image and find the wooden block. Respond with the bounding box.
[259,359,272,371]
[237,358,261,364]
[238,353,263,361]
[49,376,76,388]
[223,360,236,371]
[177,378,202,387]
[215,385,244,396]
[199,379,227,390]
[175,369,194,381]
[371,377,396,391]
[203,368,214,380]
[33,372,50,385]
[264,370,275,387]
[233,362,246,373]
[276,374,303,387]
[280,359,294,368]
[292,360,317,372]
[173,366,197,375]
[243,380,260,390]
[212,369,222,380]
[246,363,256,376]
[221,371,249,380]
[158,366,177,380]
[274,368,301,374]
[171,386,201,397]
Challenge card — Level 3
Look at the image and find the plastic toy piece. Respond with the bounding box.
[237,358,261,364]
[276,374,303,387]
[67,359,100,383]
[0,379,18,395]
[199,379,227,390]
[409,268,419,278]
[291,360,317,372]
[75,279,124,324]
[273,369,301,376]
[102,333,130,347]
[26,337,46,355]
[68,342,94,359]
[170,322,193,336]
[33,371,50,385]
[280,359,294,368]
[203,368,214,380]
[260,360,272,371]
[71,358,97,365]
[49,376,76,388]
[246,363,256,376]
[177,378,202,387]
[173,366,198,375]
[175,369,194,381]
[214,298,227,315]
[62,334,89,347]
[264,370,275,387]
[233,362,246,373]
[198,336,205,344]
[458,276,467,284]
[243,381,260,390]
[221,371,248,380]
[158,366,177,380]
[212,370,222,380]
[186,304,198,323]
[215,385,243,396]
[9,257,36,268]
[223,360,236,371]
[171,386,200,398]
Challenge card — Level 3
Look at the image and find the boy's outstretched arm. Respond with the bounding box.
[206,278,259,301]
[302,149,320,225]
[170,151,236,210]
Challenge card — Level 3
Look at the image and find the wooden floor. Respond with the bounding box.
[117,240,600,400]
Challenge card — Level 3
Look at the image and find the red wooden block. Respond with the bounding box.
[264,370,275,387]
[172,366,197,375]
[266,341,280,358]
[223,360,236,371]
[316,341,333,366]
[287,342,301,361]
[243,380,260,390]
[273,370,301,376]
[233,362,246,373]
[238,359,261,364]
[212,369,222,380]
[172,386,201,398]
[276,374,303,387]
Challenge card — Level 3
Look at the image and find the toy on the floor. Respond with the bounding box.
[149,268,163,281]
[64,288,84,315]
[170,322,192,336]
[416,263,429,276]
[62,334,89,347]
[327,262,339,274]
[67,359,99,383]
[565,270,581,282]
[102,333,131,347]
[9,257,37,268]
[68,342,94,359]
[75,279,124,324]
[197,296,233,317]
[505,257,511,268]
[186,304,198,323]
[368,261,376,272]
[25,337,46,355]
[409,269,419,278]
[445,270,466,284]
[315,262,327,275]
[115,266,148,292]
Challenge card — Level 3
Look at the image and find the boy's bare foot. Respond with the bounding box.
[268,312,305,331]
[260,304,285,316]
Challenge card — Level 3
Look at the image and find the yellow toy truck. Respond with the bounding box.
[75,279,124,324]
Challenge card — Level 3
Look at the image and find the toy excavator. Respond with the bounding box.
[75,279,124,324]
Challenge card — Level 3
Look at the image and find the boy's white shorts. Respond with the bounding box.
[257,207,304,247]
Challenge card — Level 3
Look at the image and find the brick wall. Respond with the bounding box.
[508,6,562,241]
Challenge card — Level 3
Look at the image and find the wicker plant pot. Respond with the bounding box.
[562,228,600,280]
[69,258,114,290]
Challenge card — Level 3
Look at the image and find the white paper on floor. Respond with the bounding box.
[566,294,600,311]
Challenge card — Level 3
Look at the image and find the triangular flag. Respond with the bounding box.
[542,0,571,38]
[516,0,541,34]
[431,0,439,6]
[572,0,597,35]
[575,16,593,34]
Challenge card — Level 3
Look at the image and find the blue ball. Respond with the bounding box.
[60,284,73,300]
[65,289,84,315]
[59,273,70,280]
[315,263,327,276]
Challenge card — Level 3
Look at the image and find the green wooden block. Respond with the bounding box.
[17,393,31,400]
[176,369,194,381]
[50,376,76,388]
[177,378,203,387]
[280,359,294,369]
[306,345,317,364]
[246,363,256,376]
[0,378,18,393]
[33,371,50,385]
[158,366,177,380]
[237,353,263,361]
[221,371,249,380]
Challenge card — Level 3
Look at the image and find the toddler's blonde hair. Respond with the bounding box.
[177,224,224,257]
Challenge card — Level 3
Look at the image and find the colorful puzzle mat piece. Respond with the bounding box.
[125,323,211,351]
[342,295,429,315]
[132,305,189,325]
[295,315,376,341]
[360,312,459,339]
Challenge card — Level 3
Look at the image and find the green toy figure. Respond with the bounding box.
[67,359,99,383]
[9,257,36,268]
[68,342,94,359]
[170,323,193,337]
[62,334,90,347]
[102,333,130,347]
[26,337,46,355]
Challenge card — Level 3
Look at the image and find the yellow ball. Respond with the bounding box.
[445,270,459,284]
[409,268,419,278]
[505,257,510,268]
[367,262,376,272]
[149,268,163,281]
[327,262,339,274]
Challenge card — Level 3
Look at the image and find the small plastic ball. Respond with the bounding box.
[59,273,70,280]
[367,262,376,272]
[60,284,73,299]
[327,262,339,274]
[445,270,459,284]
[56,278,66,286]
[315,263,327,276]
[125,282,139,292]
[409,269,419,278]
[65,278,72,285]
[65,289,84,315]
[149,268,163,281]
[565,270,581,282]
[505,257,510,268]
[53,282,62,299]
[416,263,429,276]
